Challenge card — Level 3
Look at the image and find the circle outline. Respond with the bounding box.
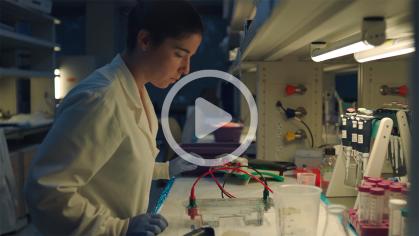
[161,70,258,166]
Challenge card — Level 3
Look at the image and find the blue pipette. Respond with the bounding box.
[153,176,176,214]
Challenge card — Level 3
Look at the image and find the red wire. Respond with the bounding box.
[190,166,274,200]
[208,169,236,198]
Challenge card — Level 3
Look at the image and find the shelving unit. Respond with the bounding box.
[0,0,58,115]
[0,1,56,233]
[227,0,413,162]
[239,0,412,62]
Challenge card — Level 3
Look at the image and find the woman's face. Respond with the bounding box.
[144,33,202,89]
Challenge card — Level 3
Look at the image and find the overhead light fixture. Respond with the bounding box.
[311,17,386,62]
[354,37,415,63]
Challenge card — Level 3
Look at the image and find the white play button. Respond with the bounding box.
[195,97,232,139]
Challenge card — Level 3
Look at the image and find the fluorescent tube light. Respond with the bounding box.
[311,17,386,62]
[354,38,415,63]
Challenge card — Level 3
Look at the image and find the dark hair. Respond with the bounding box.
[126,0,203,51]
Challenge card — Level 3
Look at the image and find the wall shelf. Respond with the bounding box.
[239,0,412,62]
[0,67,53,78]
[0,0,55,22]
[0,28,57,49]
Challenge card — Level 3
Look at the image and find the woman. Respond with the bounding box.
[25,1,202,235]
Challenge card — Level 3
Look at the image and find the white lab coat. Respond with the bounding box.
[25,55,170,236]
[0,129,17,234]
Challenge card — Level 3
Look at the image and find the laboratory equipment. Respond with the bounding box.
[297,172,316,185]
[322,204,349,236]
[356,114,374,186]
[341,110,358,187]
[369,187,385,225]
[324,145,357,197]
[380,85,408,97]
[320,147,337,192]
[285,84,306,96]
[273,184,321,236]
[153,177,176,214]
[377,181,390,219]
[186,197,272,227]
[186,165,274,228]
[388,199,407,236]
[400,208,408,236]
[389,185,403,200]
[357,185,371,223]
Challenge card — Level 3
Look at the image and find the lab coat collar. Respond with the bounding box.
[111,55,142,109]
[111,55,159,146]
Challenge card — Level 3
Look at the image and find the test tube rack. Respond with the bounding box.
[348,209,388,236]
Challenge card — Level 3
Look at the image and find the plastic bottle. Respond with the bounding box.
[401,188,408,202]
[388,199,407,236]
[358,185,371,223]
[369,187,385,225]
[378,181,390,219]
[389,185,403,200]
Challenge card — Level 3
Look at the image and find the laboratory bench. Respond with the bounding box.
[158,176,356,236]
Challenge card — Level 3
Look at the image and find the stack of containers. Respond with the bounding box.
[354,177,410,227]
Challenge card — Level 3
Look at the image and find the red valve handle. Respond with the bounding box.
[398,85,408,97]
[285,85,297,96]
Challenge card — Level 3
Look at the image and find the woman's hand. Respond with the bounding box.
[169,157,197,177]
[126,213,168,236]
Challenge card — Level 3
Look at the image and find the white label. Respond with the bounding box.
[343,119,347,126]
[358,134,364,144]
[352,121,357,128]
[359,122,364,130]
[342,130,347,139]
[352,133,358,142]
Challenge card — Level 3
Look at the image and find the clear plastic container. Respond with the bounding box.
[358,185,371,223]
[389,185,403,200]
[273,184,322,236]
[344,154,358,187]
[388,199,407,236]
[377,181,390,219]
[297,172,317,185]
[369,187,385,225]
[320,147,336,192]
[322,204,348,236]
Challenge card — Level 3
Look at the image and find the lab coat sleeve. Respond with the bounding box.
[25,91,129,236]
[153,162,170,180]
